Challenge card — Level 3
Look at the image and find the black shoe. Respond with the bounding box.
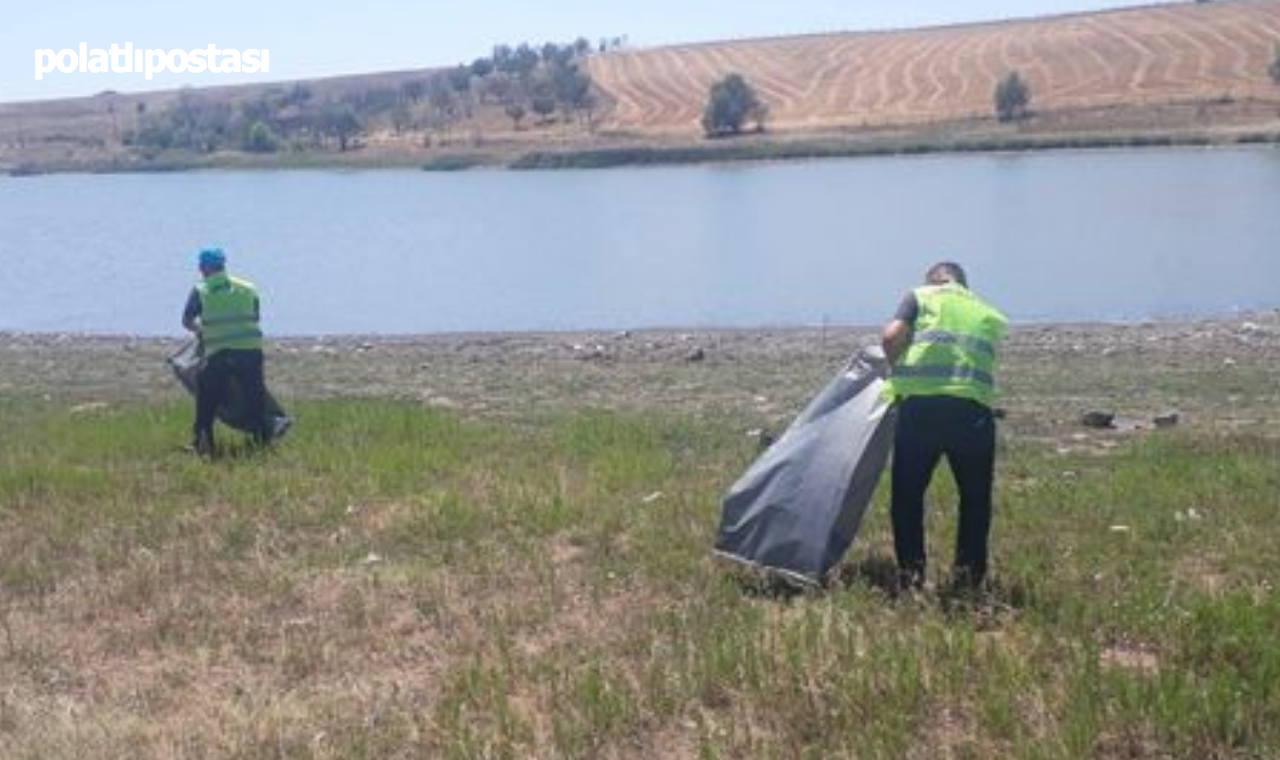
[192,433,215,458]
[895,567,926,596]
[944,567,986,600]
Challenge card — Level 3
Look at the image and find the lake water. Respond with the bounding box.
[2,147,1278,336]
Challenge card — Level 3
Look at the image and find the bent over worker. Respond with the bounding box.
[881,262,1008,591]
[182,247,269,456]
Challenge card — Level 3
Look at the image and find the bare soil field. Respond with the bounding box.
[589,0,1280,135]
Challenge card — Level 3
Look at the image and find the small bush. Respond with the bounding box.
[702,73,768,138]
[995,70,1032,123]
[242,121,278,153]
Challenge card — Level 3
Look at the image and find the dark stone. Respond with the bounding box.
[1080,411,1116,429]
[757,430,775,453]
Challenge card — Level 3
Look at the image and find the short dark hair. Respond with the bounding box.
[926,261,968,287]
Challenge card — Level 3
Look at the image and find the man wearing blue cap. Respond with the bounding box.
[182,248,268,455]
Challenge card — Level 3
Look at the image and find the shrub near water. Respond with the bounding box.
[0,397,1278,758]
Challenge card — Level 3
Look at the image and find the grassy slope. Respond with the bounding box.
[1,384,1278,757]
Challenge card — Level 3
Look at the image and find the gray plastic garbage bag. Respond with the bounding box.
[714,347,896,585]
[167,339,292,439]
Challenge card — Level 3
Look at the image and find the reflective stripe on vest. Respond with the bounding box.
[911,330,996,359]
[197,272,263,356]
[892,364,994,388]
[888,283,1007,407]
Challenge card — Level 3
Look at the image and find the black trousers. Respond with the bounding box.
[194,348,267,447]
[891,395,996,584]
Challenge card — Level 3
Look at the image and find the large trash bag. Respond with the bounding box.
[714,346,896,585]
[167,339,292,439]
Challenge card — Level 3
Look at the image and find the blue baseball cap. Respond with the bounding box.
[197,247,226,269]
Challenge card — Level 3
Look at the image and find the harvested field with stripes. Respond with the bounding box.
[588,1,1280,135]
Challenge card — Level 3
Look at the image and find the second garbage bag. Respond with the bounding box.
[167,339,292,438]
[714,347,896,585]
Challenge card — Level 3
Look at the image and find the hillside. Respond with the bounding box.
[2,1,1280,173]
[589,0,1280,134]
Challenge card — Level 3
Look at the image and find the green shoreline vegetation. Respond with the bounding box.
[6,123,1280,177]
[502,128,1280,171]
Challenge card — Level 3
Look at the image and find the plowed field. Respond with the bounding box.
[589,1,1280,134]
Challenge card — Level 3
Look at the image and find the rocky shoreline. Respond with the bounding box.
[2,312,1278,448]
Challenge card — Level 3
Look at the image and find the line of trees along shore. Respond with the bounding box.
[123,38,609,155]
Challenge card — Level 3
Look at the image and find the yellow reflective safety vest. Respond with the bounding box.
[196,271,263,356]
[887,283,1008,408]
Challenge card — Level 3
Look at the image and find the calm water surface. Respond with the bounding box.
[1,147,1278,335]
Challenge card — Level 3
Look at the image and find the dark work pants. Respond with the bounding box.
[194,348,267,448]
[891,395,996,585]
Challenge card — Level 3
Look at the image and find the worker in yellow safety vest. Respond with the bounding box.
[882,262,1008,593]
[182,247,268,456]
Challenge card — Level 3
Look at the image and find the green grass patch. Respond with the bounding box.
[0,397,1277,757]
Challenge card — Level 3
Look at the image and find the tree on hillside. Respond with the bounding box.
[427,77,458,119]
[342,88,398,115]
[551,63,594,123]
[701,73,768,137]
[390,103,413,135]
[318,103,362,151]
[283,84,313,108]
[511,44,541,77]
[505,101,527,130]
[164,90,232,153]
[105,97,120,142]
[492,45,513,73]
[477,72,516,105]
[400,80,426,105]
[995,71,1032,123]
[531,95,558,124]
[469,57,495,79]
[541,42,575,68]
[598,36,628,53]
[1270,45,1280,85]
[243,121,278,153]
[448,65,473,95]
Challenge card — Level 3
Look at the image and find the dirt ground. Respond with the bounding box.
[2,312,1278,449]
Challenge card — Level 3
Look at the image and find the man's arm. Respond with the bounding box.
[182,289,201,334]
[881,292,918,364]
[881,319,912,365]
